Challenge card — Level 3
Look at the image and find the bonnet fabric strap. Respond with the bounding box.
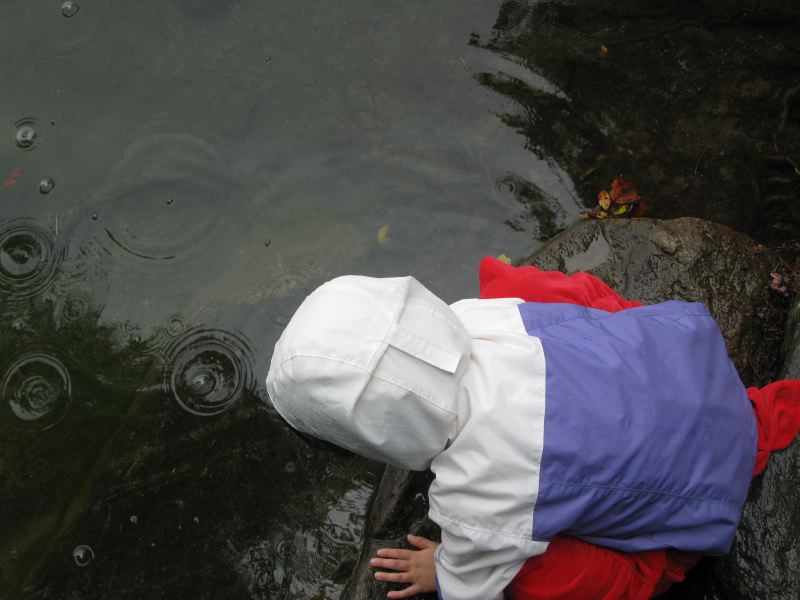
[385,321,463,374]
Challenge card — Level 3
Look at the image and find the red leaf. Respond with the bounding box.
[610,177,640,205]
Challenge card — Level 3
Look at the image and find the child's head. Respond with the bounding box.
[267,275,470,470]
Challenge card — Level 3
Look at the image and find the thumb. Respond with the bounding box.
[407,534,437,550]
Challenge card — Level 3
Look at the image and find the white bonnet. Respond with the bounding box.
[266,275,470,470]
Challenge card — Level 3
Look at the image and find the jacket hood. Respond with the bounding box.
[266,275,470,470]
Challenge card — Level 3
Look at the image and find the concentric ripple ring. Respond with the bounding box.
[0,219,62,310]
[164,328,254,417]
[2,353,72,431]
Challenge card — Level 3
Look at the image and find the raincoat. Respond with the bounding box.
[267,257,798,600]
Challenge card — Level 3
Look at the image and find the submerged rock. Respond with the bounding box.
[346,217,795,600]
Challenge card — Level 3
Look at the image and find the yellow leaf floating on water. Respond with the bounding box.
[497,254,511,264]
[377,224,389,245]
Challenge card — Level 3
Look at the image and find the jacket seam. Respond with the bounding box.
[538,478,741,510]
[275,354,457,415]
[274,352,370,374]
[523,306,710,332]
[430,508,534,540]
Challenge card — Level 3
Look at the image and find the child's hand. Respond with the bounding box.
[370,534,438,599]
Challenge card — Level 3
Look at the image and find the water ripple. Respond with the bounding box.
[61,2,80,19]
[83,130,242,306]
[14,117,41,150]
[1,352,72,432]
[164,327,254,417]
[72,544,94,567]
[0,219,63,312]
[53,290,91,325]
[97,175,233,265]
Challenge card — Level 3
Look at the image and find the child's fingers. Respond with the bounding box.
[406,534,437,550]
[374,569,412,583]
[370,557,409,572]
[375,548,412,560]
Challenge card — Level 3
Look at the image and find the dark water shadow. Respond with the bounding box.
[473,0,800,246]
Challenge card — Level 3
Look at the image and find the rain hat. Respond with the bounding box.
[266,275,470,470]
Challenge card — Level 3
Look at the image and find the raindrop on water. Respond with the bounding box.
[164,328,254,417]
[14,121,39,150]
[2,353,72,431]
[165,315,186,337]
[0,220,61,310]
[190,372,214,395]
[11,318,25,331]
[61,1,80,18]
[38,178,55,195]
[498,178,517,195]
[275,539,294,560]
[72,544,94,567]
[284,462,296,473]
[1,231,44,279]
[58,294,90,324]
[129,515,138,524]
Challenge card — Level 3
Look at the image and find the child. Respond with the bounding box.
[266,257,800,600]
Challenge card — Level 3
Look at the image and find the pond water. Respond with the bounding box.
[2,0,799,598]
[0,1,578,598]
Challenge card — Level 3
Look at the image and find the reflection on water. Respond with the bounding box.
[476,0,800,244]
[231,480,374,599]
[0,284,151,597]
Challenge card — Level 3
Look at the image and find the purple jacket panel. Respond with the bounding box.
[517,300,757,554]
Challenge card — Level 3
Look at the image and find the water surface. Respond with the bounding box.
[0,1,574,597]
[4,1,798,597]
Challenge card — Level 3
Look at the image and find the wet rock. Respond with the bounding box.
[347,217,793,599]
[344,467,437,600]
[528,217,785,386]
[709,298,800,600]
[530,218,796,599]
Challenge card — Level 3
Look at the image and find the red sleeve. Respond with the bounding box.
[506,537,699,600]
[478,256,642,311]
[747,380,800,476]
